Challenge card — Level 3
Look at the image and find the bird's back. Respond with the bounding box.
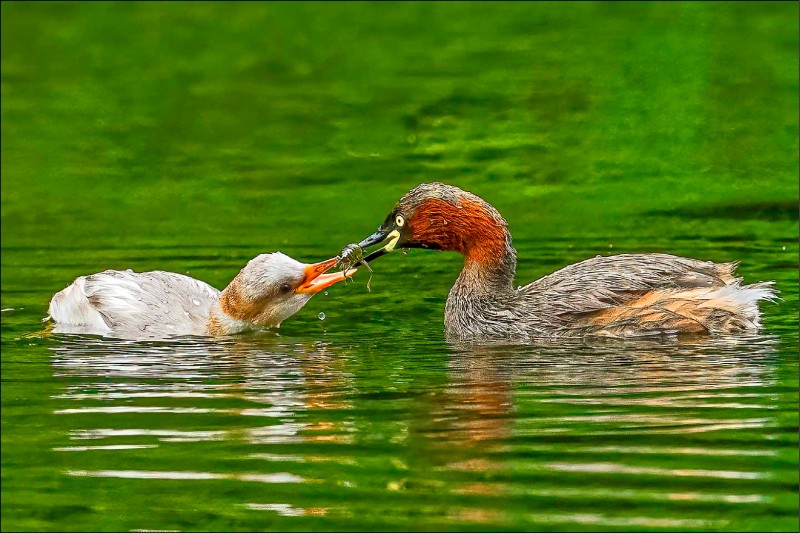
[48,269,220,338]
[516,253,777,337]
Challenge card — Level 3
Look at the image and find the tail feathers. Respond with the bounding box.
[711,280,779,332]
[582,280,779,336]
[735,280,780,304]
[47,277,111,331]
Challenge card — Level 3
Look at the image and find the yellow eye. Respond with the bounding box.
[395,215,405,227]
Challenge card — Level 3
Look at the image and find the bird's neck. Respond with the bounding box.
[454,227,517,296]
[408,196,518,294]
[444,234,518,339]
[450,227,517,300]
[206,282,255,336]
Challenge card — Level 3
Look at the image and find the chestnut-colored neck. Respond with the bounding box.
[206,279,257,335]
[409,197,517,293]
[218,281,248,320]
[458,230,517,295]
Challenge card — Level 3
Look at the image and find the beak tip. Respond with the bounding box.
[357,228,391,249]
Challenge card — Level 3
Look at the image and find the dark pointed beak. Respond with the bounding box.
[357,227,401,263]
[357,228,391,249]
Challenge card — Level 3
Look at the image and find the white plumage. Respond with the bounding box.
[48,269,220,337]
[46,253,352,339]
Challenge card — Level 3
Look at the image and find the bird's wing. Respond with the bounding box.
[522,254,734,305]
[517,254,750,335]
[52,270,220,337]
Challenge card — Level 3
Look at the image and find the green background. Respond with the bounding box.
[2,2,797,531]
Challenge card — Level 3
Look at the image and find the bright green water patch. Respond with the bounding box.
[2,2,798,531]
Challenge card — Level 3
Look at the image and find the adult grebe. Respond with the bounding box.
[47,253,354,339]
[354,182,777,340]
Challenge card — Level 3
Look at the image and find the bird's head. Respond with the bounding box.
[220,252,354,327]
[356,182,511,265]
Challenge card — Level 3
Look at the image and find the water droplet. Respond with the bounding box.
[324,291,329,296]
[782,245,787,251]
[318,312,326,321]
[608,244,613,249]
[192,299,201,306]
[402,248,409,255]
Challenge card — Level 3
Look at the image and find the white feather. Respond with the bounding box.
[48,276,111,331]
[45,253,335,339]
[694,281,779,330]
[48,270,221,338]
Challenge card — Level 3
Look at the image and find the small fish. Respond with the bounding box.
[337,243,374,292]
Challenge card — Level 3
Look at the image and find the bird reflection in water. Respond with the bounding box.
[416,335,779,526]
[48,332,779,526]
[48,332,355,518]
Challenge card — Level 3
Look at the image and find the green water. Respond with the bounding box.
[2,2,798,531]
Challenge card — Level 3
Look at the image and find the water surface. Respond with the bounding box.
[2,2,798,531]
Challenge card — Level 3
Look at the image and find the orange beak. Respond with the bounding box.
[295,257,355,294]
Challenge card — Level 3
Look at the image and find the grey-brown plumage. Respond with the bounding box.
[359,182,778,341]
[447,251,777,340]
